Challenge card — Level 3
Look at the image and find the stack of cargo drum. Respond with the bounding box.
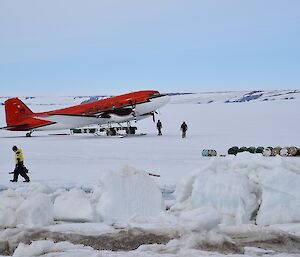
[262,146,300,157]
[202,149,217,157]
[227,146,264,155]
[227,146,300,157]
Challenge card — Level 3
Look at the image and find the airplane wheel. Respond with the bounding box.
[106,128,117,136]
[126,127,136,134]
[130,127,136,134]
[26,132,32,137]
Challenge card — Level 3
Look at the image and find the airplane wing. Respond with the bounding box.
[42,108,134,124]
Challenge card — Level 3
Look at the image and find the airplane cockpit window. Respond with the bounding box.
[148,92,161,99]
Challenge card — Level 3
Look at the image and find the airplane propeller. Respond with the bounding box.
[151,111,158,122]
[129,100,137,109]
[129,100,137,120]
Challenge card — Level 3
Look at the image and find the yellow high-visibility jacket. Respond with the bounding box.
[15,148,24,164]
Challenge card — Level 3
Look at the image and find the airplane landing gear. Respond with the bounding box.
[125,121,136,135]
[126,126,136,135]
[106,127,117,136]
[26,131,33,137]
[84,123,141,137]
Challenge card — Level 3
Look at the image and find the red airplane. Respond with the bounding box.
[1,90,169,136]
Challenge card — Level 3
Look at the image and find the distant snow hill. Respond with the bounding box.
[169,89,300,104]
[0,90,299,106]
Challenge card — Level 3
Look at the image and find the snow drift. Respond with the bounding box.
[0,189,53,228]
[54,189,94,222]
[0,167,164,227]
[1,156,299,230]
[172,153,300,226]
[96,166,164,222]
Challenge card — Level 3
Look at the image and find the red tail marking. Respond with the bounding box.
[4,98,34,126]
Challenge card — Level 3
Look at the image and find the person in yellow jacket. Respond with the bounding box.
[10,146,30,182]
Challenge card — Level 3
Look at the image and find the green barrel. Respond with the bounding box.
[228,146,239,155]
[247,147,256,154]
[256,146,264,154]
[238,146,248,152]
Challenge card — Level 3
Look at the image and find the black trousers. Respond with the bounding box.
[13,162,30,182]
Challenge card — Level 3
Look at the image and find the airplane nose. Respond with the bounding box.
[133,93,170,116]
[151,94,170,109]
[158,94,171,106]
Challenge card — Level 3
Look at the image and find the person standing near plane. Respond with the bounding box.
[180,121,188,138]
[156,120,162,136]
[10,146,30,182]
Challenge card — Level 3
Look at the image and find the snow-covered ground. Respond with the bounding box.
[1,92,300,256]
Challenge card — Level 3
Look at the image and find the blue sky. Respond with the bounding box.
[0,0,299,96]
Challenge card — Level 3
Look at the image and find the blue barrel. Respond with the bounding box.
[202,149,209,156]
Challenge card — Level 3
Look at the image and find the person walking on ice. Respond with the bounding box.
[180,121,188,138]
[156,119,163,136]
[10,145,30,182]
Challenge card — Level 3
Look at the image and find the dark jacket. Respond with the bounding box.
[180,122,188,132]
[156,121,162,129]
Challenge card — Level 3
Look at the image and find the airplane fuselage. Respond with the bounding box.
[2,90,170,132]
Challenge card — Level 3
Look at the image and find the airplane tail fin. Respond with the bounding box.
[4,98,34,126]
